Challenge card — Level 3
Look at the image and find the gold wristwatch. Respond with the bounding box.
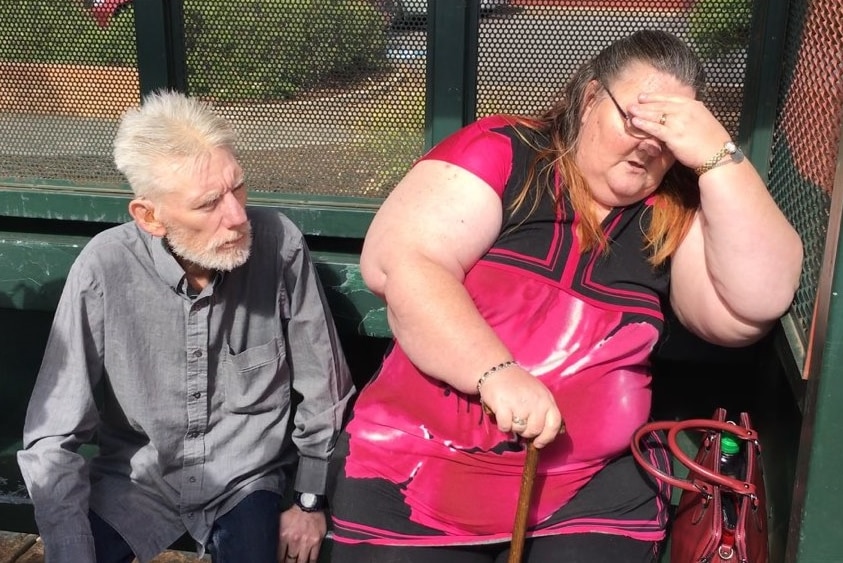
[694,141,744,176]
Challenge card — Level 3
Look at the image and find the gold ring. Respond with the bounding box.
[659,113,667,125]
[512,416,527,426]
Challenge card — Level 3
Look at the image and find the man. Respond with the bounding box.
[18,90,355,563]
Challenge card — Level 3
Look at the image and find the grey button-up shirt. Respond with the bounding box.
[18,207,355,563]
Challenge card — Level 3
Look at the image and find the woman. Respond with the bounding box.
[329,30,802,562]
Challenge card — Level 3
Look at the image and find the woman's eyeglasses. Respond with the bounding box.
[601,83,648,139]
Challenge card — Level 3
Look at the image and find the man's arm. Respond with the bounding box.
[277,216,355,561]
[17,256,105,562]
[280,218,355,495]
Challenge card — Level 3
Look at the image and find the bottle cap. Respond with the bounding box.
[721,432,740,455]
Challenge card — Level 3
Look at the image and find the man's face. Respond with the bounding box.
[156,147,252,272]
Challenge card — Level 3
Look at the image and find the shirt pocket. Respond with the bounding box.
[222,338,288,414]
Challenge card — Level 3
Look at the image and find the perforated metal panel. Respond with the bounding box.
[768,1,843,336]
[182,0,426,198]
[476,0,749,138]
[0,1,138,186]
[1,0,756,199]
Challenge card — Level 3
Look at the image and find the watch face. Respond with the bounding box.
[295,491,326,512]
[724,141,745,164]
[299,492,318,509]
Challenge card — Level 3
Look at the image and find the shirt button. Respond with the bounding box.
[193,349,203,358]
[188,431,198,439]
[187,512,194,519]
[189,476,197,483]
[193,392,201,399]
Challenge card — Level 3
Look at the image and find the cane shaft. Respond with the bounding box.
[508,440,540,563]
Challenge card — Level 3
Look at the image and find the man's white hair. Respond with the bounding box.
[113,90,238,198]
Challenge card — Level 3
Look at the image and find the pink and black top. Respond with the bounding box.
[331,115,672,546]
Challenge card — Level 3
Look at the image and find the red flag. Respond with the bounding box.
[84,0,133,28]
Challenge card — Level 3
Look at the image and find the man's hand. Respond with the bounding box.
[278,505,327,563]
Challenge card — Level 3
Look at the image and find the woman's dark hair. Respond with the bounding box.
[511,30,706,265]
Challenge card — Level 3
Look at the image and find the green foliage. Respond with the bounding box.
[183,0,390,101]
[0,0,389,102]
[0,1,136,66]
[688,0,753,59]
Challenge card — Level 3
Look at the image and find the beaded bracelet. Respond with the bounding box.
[476,360,518,394]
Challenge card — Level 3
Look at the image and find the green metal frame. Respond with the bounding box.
[134,0,187,95]
[740,3,843,559]
[425,0,474,148]
[0,185,379,239]
[741,1,810,410]
[740,0,792,170]
[785,104,843,563]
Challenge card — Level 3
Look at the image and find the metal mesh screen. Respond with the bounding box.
[1,0,755,200]
[768,2,843,336]
[477,0,750,139]
[0,1,138,187]
[183,0,426,198]
[0,1,429,198]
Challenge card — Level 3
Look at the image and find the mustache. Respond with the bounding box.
[216,223,252,246]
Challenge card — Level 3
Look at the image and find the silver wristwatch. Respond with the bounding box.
[294,491,327,512]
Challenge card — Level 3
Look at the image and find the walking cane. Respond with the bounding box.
[508,439,540,563]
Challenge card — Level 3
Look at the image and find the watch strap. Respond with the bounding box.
[694,141,740,176]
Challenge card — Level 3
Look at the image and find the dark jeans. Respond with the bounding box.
[89,490,282,563]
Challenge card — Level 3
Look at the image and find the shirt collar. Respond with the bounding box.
[148,233,189,291]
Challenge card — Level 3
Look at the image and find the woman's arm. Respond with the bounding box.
[630,93,803,346]
[669,161,803,345]
[361,159,563,446]
[362,159,510,391]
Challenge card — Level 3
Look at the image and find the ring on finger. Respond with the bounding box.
[512,415,527,426]
[286,555,298,560]
[659,113,667,125]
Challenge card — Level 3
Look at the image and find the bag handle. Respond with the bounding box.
[666,418,758,497]
[631,418,758,497]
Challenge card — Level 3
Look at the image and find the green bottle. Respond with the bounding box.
[719,432,744,530]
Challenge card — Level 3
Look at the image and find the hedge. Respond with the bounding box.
[0,0,389,102]
[688,0,753,59]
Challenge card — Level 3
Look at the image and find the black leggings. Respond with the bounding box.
[330,533,659,563]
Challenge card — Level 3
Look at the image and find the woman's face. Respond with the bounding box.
[575,62,695,215]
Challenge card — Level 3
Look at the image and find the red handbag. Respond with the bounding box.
[631,408,769,563]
